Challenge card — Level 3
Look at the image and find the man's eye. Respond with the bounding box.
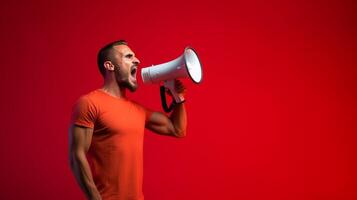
[125,54,133,58]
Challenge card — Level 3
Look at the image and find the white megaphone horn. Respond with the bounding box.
[141,47,203,111]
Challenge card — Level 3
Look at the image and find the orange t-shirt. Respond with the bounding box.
[71,89,152,200]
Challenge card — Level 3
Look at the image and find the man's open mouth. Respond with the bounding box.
[130,66,137,76]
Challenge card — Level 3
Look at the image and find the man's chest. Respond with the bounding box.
[93,102,146,137]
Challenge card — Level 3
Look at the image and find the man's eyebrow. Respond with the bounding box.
[125,52,134,57]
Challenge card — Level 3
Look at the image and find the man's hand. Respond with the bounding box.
[166,79,186,98]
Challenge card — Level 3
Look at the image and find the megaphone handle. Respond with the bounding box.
[160,86,174,113]
[164,80,185,103]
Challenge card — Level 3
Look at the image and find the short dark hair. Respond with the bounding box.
[97,40,128,77]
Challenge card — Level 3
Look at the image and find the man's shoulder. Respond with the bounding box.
[70,90,101,127]
[76,89,102,106]
[83,89,101,99]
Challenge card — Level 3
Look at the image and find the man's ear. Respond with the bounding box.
[104,61,115,71]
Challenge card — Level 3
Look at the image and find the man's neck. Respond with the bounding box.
[101,78,126,99]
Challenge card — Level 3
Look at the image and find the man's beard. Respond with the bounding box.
[114,64,138,92]
[120,79,138,92]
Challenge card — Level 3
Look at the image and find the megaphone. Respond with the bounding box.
[141,47,203,112]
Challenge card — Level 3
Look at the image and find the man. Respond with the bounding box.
[69,40,187,200]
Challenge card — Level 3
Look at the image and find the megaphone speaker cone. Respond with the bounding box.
[184,47,203,84]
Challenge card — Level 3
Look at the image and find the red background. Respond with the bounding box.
[0,0,356,199]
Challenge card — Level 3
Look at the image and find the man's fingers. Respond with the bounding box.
[174,80,186,91]
[165,80,186,96]
[175,85,186,93]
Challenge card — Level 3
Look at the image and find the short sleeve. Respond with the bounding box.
[70,96,97,128]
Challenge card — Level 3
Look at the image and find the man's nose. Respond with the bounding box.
[133,57,140,65]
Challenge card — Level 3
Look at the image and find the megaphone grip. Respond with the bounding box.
[163,80,185,103]
[160,86,174,113]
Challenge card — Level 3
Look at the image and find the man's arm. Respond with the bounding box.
[68,125,101,200]
[145,80,187,138]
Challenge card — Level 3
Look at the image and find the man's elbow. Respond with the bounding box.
[68,152,77,171]
[173,128,187,138]
[68,156,75,174]
[68,151,84,171]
